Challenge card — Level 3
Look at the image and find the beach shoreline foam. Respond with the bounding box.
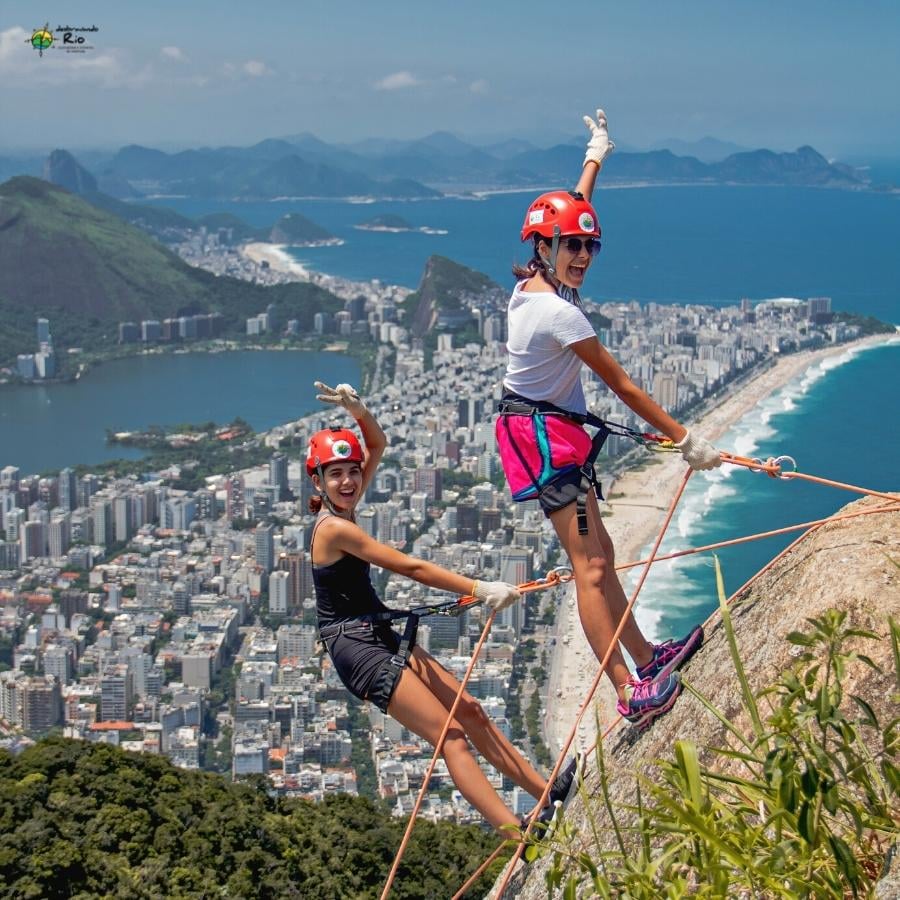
[543,331,898,757]
[241,242,311,279]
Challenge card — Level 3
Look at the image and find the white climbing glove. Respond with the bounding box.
[473,580,521,612]
[675,430,722,471]
[583,108,616,169]
[314,381,367,419]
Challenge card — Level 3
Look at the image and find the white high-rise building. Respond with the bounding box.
[269,570,290,615]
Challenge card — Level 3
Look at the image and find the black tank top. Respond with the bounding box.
[311,515,391,626]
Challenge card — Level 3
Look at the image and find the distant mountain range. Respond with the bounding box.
[0,132,881,200]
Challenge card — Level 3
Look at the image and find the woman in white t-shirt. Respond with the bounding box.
[496,109,722,730]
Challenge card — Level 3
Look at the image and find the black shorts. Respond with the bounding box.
[323,621,406,713]
[537,467,602,518]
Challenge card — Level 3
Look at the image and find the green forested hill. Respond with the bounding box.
[0,177,344,366]
[0,738,505,899]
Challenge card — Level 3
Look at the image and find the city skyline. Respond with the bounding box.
[1,1,899,157]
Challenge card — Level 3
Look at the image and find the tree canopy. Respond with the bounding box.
[0,737,507,898]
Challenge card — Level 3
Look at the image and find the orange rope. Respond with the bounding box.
[378,569,575,898]
[493,467,694,896]
[722,454,899,504]
[452,713,625,900]
[781,470,899,503]
[379,611,497,899]
[616,503,900,573]
[393,457,894,897]
[451,840,511,900]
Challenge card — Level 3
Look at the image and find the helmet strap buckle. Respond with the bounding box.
[547,225,560,276]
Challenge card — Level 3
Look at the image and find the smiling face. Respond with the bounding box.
[314,460,363,512]
[540,235,595,289]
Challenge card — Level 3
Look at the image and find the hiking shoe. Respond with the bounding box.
[520,799,563,837]
[635,625,704,682]
[548,754,583,807]
[616,672,682,731]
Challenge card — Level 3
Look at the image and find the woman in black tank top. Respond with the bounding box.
[305,381,577,834]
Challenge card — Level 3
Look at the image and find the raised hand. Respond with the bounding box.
[314,381,368,419]
[583,108,616,169]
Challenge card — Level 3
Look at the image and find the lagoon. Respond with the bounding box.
[0,350,360,476]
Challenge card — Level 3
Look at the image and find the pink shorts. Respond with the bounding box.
[495,413,593,502]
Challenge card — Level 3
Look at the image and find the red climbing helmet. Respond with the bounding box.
[520,190,600,242]
[306,427,364,476]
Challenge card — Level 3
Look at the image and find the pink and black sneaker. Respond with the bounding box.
[616,672,682,731]
[635,625,704,682]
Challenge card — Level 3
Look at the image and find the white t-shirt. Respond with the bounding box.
[503,281,596,414]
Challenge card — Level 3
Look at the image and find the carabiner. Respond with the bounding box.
[772,455,797,479]
[548,565,574,582]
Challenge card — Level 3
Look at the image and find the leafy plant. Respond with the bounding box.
[533,561,898,897]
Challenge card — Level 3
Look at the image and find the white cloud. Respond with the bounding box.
[0,26,29,64]
[161,46,186,62]
[469,79,488,94]
[242,60,272,77]
[373,70,419,91]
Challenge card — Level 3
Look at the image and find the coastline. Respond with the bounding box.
[241,242,311,279]
[543,332,898,756]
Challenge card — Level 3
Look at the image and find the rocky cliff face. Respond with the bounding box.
[503,493,899,897]
[42,149,97,194]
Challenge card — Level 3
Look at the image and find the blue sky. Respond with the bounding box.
[2,0,899,157]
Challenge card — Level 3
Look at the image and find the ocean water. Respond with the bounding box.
[150,186,900,321]
[629,338,900,641]
[1,350,360,475]
[141,189,900,611]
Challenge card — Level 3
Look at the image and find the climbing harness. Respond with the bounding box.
[453,466,899,899]
[496,392,687,535]
[318,567,574,689]
[497,393,611,536]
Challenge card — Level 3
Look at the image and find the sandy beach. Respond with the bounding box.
[543,332,897,756]
[241,242,311,279]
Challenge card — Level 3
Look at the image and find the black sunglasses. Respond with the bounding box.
[562,236,601,256]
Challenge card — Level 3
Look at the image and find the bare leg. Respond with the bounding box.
[549,491,654,699]
[387,664,521,831]
[408,646,546,799]
[584,489,654,668]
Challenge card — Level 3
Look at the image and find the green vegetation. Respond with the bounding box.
[535,587,899,897]
[0,177,345,367]
[83,190,196,236]
[269,212,335,244]
[71,429,275,492]
[832,312,896,336]
[0,738,506,898]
